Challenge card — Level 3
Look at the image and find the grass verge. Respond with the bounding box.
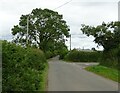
[40,63,49,91]
[85,65,120,83]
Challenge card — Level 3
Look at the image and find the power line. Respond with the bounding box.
[53,0,72,50]
[53,0,72,10]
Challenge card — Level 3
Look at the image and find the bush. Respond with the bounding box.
[65,49,101,62]
[45,51,56,59]
[59,47,68,59]
[100,47,119,70]
[2,40,47,91]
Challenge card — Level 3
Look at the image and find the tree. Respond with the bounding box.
[12,8,70,52]
[81,21,120,51]
[91,47,96,51]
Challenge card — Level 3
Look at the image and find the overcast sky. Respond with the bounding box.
[0,0,119,50]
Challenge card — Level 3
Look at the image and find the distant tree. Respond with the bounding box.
[12,8,70,52]
[81,21,120,51]
[91,48,96,51]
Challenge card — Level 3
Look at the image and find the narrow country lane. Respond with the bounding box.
[48,57,118,91]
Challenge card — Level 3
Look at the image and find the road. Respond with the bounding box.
[48,57,118,91]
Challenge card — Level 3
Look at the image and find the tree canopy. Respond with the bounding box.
[12,8,70,52]
[81,21,120,51]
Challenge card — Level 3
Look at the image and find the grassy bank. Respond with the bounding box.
[40,63,48,91]
[85,65,119,83]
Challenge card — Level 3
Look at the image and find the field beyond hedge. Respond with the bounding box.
[2,41,48,91]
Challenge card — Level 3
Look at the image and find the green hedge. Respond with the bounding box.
[2,41,47,91]
[59,47,68,59]
[100,47,119,69]
[65,49,101,62]
[45,51,57,59]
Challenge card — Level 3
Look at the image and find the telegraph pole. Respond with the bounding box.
[27,15,29,46]
[118,1,120,21]
[70,34,71,50]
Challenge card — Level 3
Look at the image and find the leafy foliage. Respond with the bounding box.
[100,46,120,69]
[59,47,68,59]
[81,21,120,51]
[2,41,47,91]
[81,21,120,69]
[65,49,101,62]
[12,8,70,53]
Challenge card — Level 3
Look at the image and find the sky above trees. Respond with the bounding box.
[0,0,119,50]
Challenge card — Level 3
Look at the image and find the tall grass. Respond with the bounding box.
[86,65,120,82]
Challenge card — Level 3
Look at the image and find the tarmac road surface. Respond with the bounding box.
[48,57,118,91]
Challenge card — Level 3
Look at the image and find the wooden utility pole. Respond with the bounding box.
[27,15,30,46]
[70,34,71,50]
[118,1,120,21]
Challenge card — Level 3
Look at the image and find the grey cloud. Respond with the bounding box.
[71,2,117,7]
[0,0,118,50]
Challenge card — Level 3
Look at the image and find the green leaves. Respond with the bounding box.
[12,8,70,52]
[81,21,120,51]
[2,41,47,91]
[65,49,101,62]
[81,22,120,69]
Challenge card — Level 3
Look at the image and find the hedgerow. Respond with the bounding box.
[100,47,119,70]
[2,40,47,91]
[65,49,101,62]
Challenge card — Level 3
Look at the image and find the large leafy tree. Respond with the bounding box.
[12,8,70,51]
[81,21,120,51]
